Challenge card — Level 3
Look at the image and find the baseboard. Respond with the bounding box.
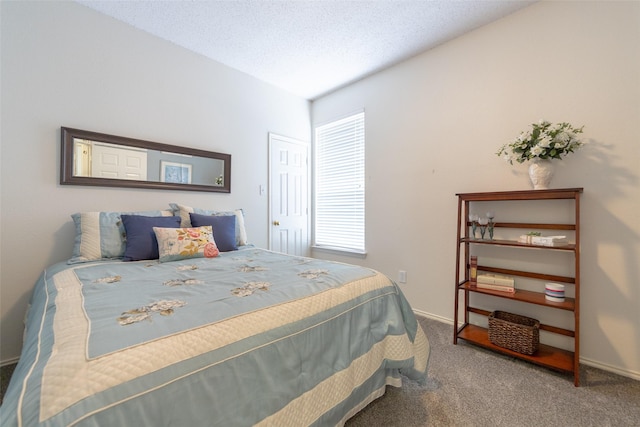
[413,309,453,325]
[0,357,19,368]
[580,357,640,381]
[412,309,640,382]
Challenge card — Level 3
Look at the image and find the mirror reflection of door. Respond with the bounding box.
[268,133,310,256]
[73,139,148,180]
[91,142,148,180]
[73,140,91,177]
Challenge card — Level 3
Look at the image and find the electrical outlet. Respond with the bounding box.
[398,270,407,284]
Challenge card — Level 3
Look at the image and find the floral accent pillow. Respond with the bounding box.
[153,226,220,263]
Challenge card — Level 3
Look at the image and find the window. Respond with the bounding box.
[314,111,365,254]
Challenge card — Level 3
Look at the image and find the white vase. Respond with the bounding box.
[528,159,555,190]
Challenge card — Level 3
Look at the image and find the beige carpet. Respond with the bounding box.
[346,316,640,427]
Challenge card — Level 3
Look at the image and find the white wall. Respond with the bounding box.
[312,1,640,379]
[0,1,310,362]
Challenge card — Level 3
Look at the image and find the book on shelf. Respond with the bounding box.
[476,282,515,293]
[469,256,477,285]
[477,273,514,287]
[518,235,569,246]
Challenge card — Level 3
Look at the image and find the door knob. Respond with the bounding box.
[273,221,280,226]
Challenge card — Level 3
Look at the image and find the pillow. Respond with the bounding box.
[154,225,220,263]
[169,203,247,246]
[189,213,237,252]
[69,210,174,264]
[121,215,182,261]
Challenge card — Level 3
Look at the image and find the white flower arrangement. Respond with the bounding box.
[497,120,584,164]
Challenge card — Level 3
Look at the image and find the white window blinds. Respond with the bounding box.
[314,112,365,253]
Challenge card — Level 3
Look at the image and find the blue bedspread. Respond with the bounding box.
[0,247,429,426]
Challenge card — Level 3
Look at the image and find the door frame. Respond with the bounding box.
[267,132,310,254]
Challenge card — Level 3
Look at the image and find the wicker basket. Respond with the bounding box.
[488,311,540,355]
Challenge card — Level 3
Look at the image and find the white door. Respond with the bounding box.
[269,133,309,256]
[91,143,148,180]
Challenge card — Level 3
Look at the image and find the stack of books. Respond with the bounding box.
[518,235,569,247]
[476,273,515,293]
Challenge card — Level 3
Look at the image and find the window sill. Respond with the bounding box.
[311,245,367,259]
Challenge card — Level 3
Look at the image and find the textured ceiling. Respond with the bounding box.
[78,0,536,100]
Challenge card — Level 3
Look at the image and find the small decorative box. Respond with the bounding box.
[545,283,565,302]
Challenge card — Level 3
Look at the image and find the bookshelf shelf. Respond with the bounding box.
[460,237,576,251]
[454,188,582,386]
[457,324,575,373]
[458,282,576,311]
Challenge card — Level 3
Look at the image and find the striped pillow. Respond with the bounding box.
[69,210,173,264]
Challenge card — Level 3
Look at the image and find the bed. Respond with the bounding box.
[0,206,429,426]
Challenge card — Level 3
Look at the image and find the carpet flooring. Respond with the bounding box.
[0,362,16,407]
[346,317,640,426]
[1,317,639,426]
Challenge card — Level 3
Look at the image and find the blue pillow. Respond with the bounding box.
[169,204,248,246]
[122,215,181,261]
[189,213,237,252]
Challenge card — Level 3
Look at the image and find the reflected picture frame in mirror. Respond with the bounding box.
[60,127,231,193]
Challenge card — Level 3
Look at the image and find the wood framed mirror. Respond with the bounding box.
[60,127,231,193]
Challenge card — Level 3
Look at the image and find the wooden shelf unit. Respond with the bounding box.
[454,188,582,386]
